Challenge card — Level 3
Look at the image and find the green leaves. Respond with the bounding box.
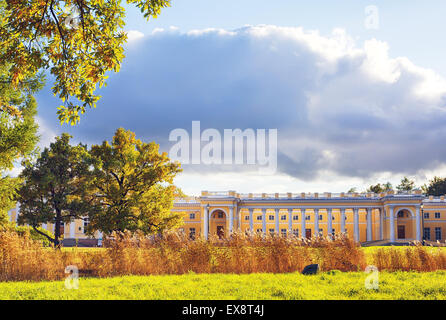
[0,0,171,124]
[86,128,183,235]
[0,54,42,224]
[16,133,92,245]
[17,128,183,239]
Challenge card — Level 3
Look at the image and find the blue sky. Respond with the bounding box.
[34,1,446,195]
[124,0,446,78]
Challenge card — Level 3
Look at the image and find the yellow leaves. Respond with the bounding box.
[1,0,171,125]
[0,104,22,118]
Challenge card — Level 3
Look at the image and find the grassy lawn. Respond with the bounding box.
[1,271,445,300]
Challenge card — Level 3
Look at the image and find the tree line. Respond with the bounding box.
[347,176,446,196]
[5,129,183,247]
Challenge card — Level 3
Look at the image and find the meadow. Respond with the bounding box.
[1,229,446,300]
[1,271,445,300]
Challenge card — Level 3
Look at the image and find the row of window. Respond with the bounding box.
[182,227,341,239]
[246,215,344,221]
[423,227,442,241]
[188,212,444,220]
[423,212,442,219]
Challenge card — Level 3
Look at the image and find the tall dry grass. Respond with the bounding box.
[372,245,446,272]
[1,229,444,282]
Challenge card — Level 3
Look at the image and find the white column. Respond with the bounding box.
[97,231,103,246]
[327,208,332,238]
[249,208,253,232]
[236,205,241,230]
[14,203,20,222]
[415,206,421,241]
[314,208,319,237]
[366,208,372,241]
[204,206,209,240]
[229,206,234,234]
[301,209,306,238]
[389,206,395,242]
[262,208,266,234]
[353,208,359,242]
[288,209,292,234]
[275,208,279,234]
[380,208,384,240]
[340,208,346,233]
[69,220,75,238]
[42,223,47,231]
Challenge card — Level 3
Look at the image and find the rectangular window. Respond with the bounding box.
[305,215,310,220]
[332,228,335,235]
[319,228,323,234]
[256,215,262,221]
[281,229,287,237]
[269,228,275,235]
[256,228,262,233]
[435,212,441,219]
[245,215,250,221]
[83,218,89,233]
[435,227,442,241]
[189,228,196,240]
[281,215,286,221]
[319,214,323,220]
[424,212,430,219]
[293,229,299,237]
[332,216,335,220]
[269,215,275,220]
[293,215,299,221]
[424,227,431,240]
[189,213,195,220]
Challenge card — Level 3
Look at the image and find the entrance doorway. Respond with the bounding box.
[217,226,225,239]
[395,209,414,240]
[397,225,405,239]
[210,209,227,238]
[305,228,312,239]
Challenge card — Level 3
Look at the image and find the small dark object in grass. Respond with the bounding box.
[302,264,319,275]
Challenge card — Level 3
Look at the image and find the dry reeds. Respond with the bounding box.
[1,229,444,282]
[372,244,446,272]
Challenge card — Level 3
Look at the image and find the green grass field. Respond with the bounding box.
[1,271,445,300]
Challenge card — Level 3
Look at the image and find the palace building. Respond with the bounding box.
[7,190,446,245]
[173,190,446,244]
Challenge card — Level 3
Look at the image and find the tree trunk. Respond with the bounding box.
[54,208,62,248]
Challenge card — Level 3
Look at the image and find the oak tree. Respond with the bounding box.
[0,0,171,124]
[16,133,91,246]
[0,43,43,225]
[85,128,183,235]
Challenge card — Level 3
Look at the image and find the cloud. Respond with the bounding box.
[126,30,145,42]
[35,25,446,184]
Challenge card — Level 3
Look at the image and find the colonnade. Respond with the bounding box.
[203,206,389,242]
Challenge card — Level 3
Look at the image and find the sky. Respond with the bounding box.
[33,1,446,196]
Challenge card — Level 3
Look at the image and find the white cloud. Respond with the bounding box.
[126,30,145,42]
[36,25,446,193]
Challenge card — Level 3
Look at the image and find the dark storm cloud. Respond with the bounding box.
[35,25,446,180]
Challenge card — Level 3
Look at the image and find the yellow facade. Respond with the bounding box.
[8,190,446,245]
[174,190,446,244]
